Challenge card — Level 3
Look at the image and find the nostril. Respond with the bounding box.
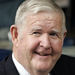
[34,51,39,54]
[40,40,51,49]
[40,42,50,49]
[44,54,50,56]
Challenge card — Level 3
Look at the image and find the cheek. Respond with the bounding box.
[23,37,40,64]
[50,40,63,63]
[16,37,40,65]
[25,37,40,51]
[51,39,63,53]
[19,35,39,48]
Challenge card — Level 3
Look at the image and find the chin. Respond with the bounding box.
[38,67,51,72]
[35,66,52,73]
[33,61,53,73]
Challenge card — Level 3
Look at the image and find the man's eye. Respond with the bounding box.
[32,32,41,36]
[33,32,40,34]
[49,32,57,36]
[49,32,61,39]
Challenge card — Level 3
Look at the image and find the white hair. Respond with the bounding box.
[15,0,66,33]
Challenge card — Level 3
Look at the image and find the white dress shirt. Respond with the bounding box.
[12,53,50,75]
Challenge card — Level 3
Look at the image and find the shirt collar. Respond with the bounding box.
[12,53,30,75]
[12,53,50,75]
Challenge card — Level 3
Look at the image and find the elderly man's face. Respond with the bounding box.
[11,12,65,74]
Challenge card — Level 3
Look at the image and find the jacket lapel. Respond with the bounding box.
[5,54,19,75]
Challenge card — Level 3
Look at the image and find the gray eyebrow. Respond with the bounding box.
[31,26,42,31]
[51,29,61,33]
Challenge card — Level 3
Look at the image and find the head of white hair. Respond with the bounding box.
[15,0,66,33]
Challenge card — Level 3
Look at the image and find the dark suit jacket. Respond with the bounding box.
[0,54,75,75]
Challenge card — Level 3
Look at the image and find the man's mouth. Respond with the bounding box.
[34,51,51,56]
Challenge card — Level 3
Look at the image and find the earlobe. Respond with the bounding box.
[63,32,67,39]
[10,25,18,43]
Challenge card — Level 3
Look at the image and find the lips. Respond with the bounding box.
[34,50,51,56]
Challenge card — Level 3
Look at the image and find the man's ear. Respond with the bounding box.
[10,25,18,43]
[64,31,67,39]
[62,31,67,41]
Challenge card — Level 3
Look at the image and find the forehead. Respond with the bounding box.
[23,12,63,31]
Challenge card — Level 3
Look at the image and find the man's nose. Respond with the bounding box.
[40,34,51,49]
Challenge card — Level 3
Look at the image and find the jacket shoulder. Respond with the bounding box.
[58,55,75,66]
[0,56,9,75]
[52,55,75,75]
